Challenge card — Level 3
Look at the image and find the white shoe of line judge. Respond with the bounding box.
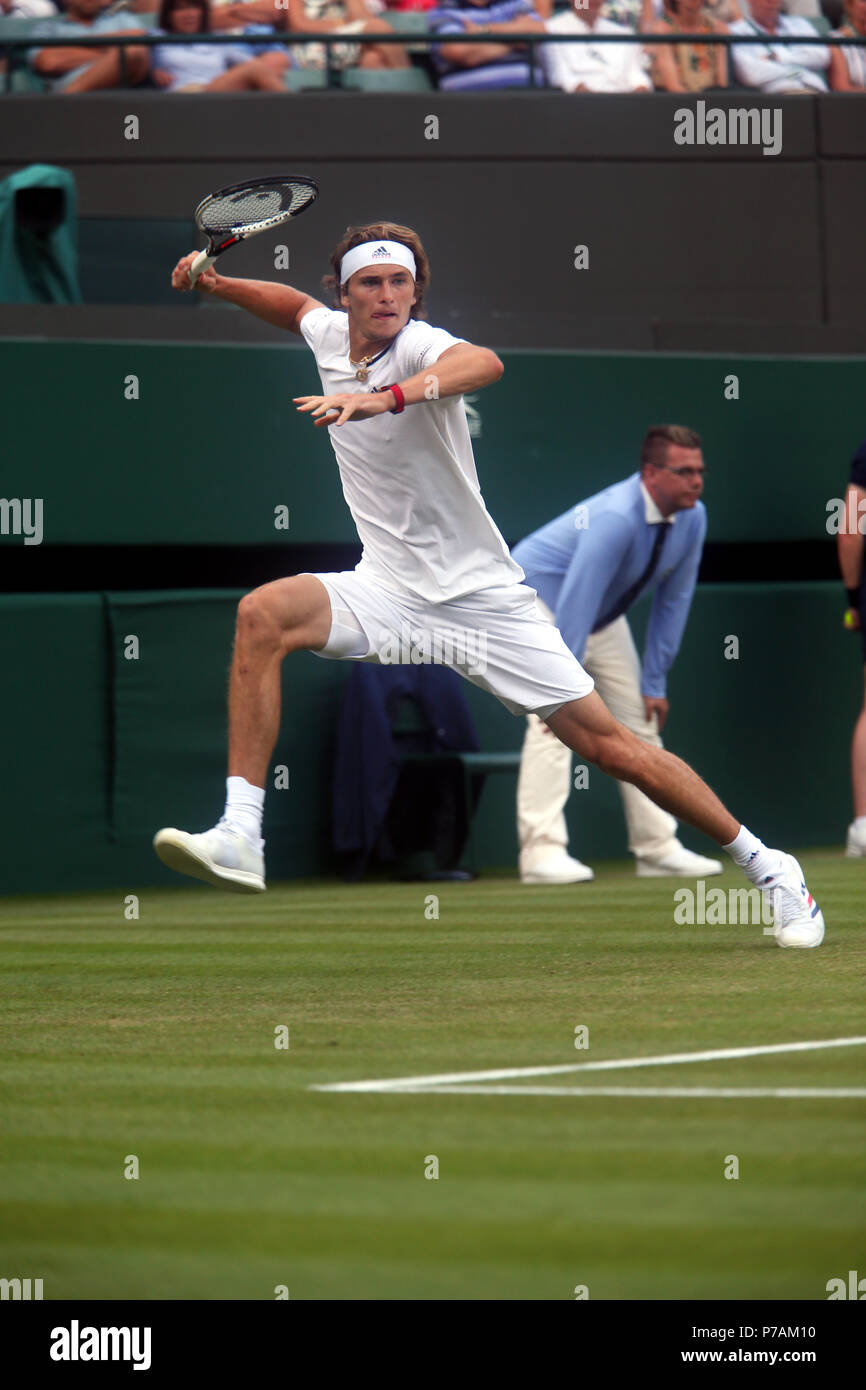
[519,843,723,884]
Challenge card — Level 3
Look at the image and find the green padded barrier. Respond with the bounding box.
[104,590,350,883]
[0,578,861,895]
[0,582,861,895]
[0,594,109,897]
[3,340,865,545]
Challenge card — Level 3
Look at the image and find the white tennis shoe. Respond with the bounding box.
[635,845,723,877]
[153,820,265,893]
[844,821,866,858]
[760,854,824,949]
[520,852,594,884]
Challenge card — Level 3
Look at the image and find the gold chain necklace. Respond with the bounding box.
[348,328,403,382]
[348,354,377,383]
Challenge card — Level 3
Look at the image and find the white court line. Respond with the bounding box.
[371,1086,866,1100]
[312,1036,866,1094]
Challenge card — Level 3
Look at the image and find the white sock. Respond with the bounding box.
[854,816,866,834]
[222,776,265,850]
[722,825,785,883]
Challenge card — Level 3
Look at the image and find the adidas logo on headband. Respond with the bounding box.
[339,239,417,284]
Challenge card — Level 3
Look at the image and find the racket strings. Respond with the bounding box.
[198,182,316,235]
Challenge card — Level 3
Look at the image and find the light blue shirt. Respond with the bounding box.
[151,33,253,88]
[512,472,706,697]
[28,11,142,86]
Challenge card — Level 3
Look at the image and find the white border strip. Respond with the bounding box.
[312,1036,866,1094]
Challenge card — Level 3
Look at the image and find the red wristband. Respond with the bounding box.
[387,383,405,414]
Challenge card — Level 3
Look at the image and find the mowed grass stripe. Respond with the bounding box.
[1,854,864,1298]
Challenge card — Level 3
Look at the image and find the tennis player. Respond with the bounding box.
[154,222,824,948]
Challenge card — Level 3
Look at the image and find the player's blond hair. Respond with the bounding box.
[640,425,702,470]
[322,223,430,320]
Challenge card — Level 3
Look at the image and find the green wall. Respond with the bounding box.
[2,340,864,545]
[1,583,860,897]
[4,338,863,895]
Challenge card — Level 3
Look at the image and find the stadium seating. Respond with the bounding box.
[284,66,328,91]
[341,66,433,92]
[0,16,46,92]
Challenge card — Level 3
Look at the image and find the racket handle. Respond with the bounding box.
[188,250,215,289]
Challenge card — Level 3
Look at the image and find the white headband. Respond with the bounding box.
[340,240,417,285]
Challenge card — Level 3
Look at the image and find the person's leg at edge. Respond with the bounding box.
[222,574,333,836]
[846,668,866,854]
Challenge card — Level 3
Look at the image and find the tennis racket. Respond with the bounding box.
[188,175,319,288]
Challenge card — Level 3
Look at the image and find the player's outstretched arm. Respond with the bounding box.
[294,343,504,427]
[402,343,503,404]
[170,253,323,334]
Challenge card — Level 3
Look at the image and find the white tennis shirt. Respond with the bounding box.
[299,305,524,603]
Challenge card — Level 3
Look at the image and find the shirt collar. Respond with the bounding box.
[640,479,674,525]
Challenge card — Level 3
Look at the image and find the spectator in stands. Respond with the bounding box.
[430,0,545,90]
[699,0,742,23]
[152,0,289,88]
[206,1,285,31]
[829,0,866,88]
[282,0,411,70]
[647,0,727,90]
[27,0,152,91]
[600,0,654,29]
[600,0,742,31]
[542,0,652,90]
[784,0,823,16]
[730,0,830,91]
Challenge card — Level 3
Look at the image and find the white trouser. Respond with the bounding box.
[516,599,679,867]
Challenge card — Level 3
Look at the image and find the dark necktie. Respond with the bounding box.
[594,522,669,631]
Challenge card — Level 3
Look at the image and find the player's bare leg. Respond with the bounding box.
[546,692,825,947]
[547,692,738,845]
[227,574,332,787]
[154,575,332,892]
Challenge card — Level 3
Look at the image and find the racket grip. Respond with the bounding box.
[188,250,215,289]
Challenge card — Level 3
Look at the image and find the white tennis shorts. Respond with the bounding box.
[305,567,594,719]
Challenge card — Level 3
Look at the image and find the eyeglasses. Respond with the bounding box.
[657,466,707,480]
